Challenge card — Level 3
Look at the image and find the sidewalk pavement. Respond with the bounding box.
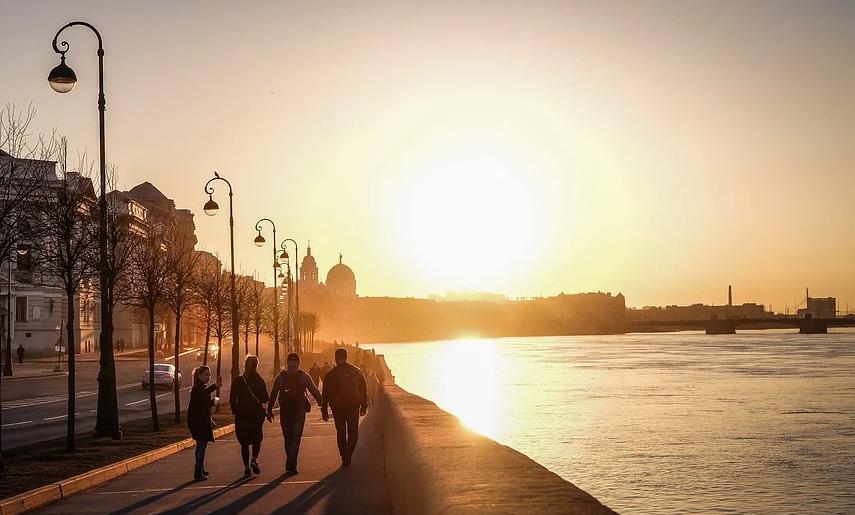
[36,402,391,514]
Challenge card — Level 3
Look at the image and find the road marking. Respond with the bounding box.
[43,413,80,421]
[94,480,334,495]
[2,383,138,410]
[125,387,191,406]
[2,420,33,427]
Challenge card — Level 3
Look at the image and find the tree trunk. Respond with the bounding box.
[255,326,259,357]
[147,305,159,431]
[66,291,76,452]
[173,310,181,425]
[215,335,222,401]
[94,295,120,439]
[203,319,211,366]
[244,322,249,357]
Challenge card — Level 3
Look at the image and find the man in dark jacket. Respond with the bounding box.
[267,353,322,474]
[321,348,368,466]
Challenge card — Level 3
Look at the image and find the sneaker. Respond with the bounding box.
[194,474,208,482]
[250,461,261,475]
[202,470,210,477]
[285,466,299,475]
[244,468,252,477]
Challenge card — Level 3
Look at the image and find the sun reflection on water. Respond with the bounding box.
[430,339,501,436]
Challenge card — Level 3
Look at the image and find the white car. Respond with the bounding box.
[142,364,181,390]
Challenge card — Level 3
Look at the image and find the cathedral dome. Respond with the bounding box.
[326,254,356,296]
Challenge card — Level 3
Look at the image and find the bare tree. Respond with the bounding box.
[125,225,170,431]
[36,143,98,451]
[234,274,253,357]
[0,103,60,468]
[164,237,200,424]
[247,276,267,356]
[192,255,223,367]
[211,271,231,399]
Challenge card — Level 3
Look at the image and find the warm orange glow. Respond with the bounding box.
[395,146,541,291]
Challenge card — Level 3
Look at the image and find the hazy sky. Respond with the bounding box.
[2,0,854,310]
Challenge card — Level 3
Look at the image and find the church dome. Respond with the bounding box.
[326,254,356,296]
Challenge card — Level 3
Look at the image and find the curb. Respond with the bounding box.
[0,423,236,515]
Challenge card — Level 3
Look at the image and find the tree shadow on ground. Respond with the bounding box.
[154,476,253,515]
[109,479,196,514]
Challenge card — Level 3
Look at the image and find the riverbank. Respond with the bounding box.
[378,355,616,514]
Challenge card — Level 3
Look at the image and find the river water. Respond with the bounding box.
[367,330,855,514]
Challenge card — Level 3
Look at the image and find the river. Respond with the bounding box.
[367,330,855,514]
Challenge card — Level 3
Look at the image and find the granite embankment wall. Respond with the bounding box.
[377,381,617,514]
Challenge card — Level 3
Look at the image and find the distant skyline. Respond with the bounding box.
[2,0,854,310]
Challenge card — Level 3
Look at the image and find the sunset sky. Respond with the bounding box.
[3,1,854,310]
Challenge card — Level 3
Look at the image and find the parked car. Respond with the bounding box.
[142,364,181,390]
[196,344,219,362]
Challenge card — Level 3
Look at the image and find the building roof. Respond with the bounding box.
[326,254,356,290]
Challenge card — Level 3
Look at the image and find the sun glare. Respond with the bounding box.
[398,149,540,291]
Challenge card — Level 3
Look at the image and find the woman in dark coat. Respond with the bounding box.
[230,355,269,476]
[188,365,220,481]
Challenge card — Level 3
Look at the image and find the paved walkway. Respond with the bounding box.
[37,403,391,514]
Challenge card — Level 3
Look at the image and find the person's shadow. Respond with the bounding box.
[207,470,341,514]
[154,476,253,515]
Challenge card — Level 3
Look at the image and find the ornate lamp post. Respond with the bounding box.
[254,219,281,371]
[203,172,240,379]
[4,244,28,376]
[48,21,121,438]
[278,239,300,353]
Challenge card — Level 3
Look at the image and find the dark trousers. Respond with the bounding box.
[281,409,307,469]
[332,405,360,460]
[194,440,208,475]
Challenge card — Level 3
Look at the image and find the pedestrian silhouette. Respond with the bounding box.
[267,352,323,474]
[188,365,221,481]
[16,344,24,363]
[230,355,269,477]
[321,348,368,467]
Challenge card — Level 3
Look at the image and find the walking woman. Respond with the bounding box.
[188,366,221,481]
[230,355,270,476]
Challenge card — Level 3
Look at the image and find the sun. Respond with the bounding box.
[397,148,540,292]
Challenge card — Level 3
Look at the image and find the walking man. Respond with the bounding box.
[321,348,368,467]
[16,344,24,363]
[267,353,323,474]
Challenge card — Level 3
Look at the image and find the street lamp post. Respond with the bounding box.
[278,239,300,353]
[254,218,281,372]
[4,245,28,376]
[0,244,28,468]
[48,21,121,439]
[203,172,240,379]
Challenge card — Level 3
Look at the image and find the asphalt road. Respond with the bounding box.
[0,343,254,450]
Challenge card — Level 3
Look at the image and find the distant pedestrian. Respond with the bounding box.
[16,344,24,363]
[267,353,323,474]
[230,355,270,477]
[308,361,321,387]
[366,371,379,405]
[188,365,221,481]
[321,348,368,467]
[319,361,332,386]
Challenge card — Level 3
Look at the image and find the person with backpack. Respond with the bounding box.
[188,366,222,481]
[230,355,270,477]
[321,348,368,467]
[266,352,323,474]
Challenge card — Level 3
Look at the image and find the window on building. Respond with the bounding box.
[15,297,28,322]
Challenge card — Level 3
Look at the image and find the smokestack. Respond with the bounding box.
[728,285,732,307]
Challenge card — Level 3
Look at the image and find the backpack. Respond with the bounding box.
[279,370,310,414]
